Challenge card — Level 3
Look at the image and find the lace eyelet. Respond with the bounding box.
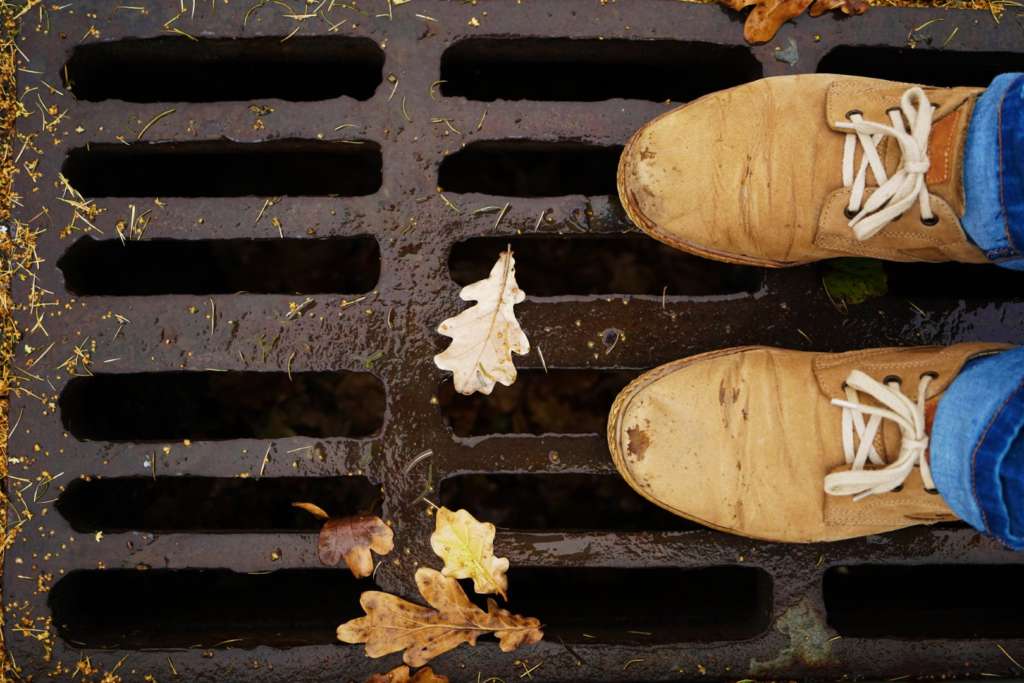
[921,371,939,380]
[845,109,863,120]
[925,487,940,495]
[920,215,940,227]
[885,106,901,116]
[844,207,858,220]
[883,374,902,385]
[892,485,904,493]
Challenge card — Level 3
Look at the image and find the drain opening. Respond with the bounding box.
[440,38,762,102]
[439,369,638,436]
[65,36,384,102]
[817,48,1024,88]
[882,261,1024,301]
[62,140,382,198]
[471,566,771,643]
[56,476,380,533]
[61,372,385,441]
[825,564,1024,638]
[439,474,702,532]
[437,142,621,197]
[51,569,371,649]
[59,236,381,296]
[451,236,763,296]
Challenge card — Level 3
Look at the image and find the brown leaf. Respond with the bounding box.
[743,0,814,43]
[291,501,330,520]
[338,567,543,667]
[808,0,867,16]
[365,666,449,683]
[318,515,393,577]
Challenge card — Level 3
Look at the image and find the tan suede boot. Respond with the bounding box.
[617,74,991,267]
[607,343,1010,542]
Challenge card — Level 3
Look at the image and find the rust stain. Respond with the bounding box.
[626,425,651,461]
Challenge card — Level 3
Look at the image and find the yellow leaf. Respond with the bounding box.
[430,507,509,599]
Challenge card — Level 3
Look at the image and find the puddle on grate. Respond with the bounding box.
[824,564,1024,638]
[440,473,702,532]
[56,476,380,533]
[50,569,372,649]
[59,236,381,296]
[438,141,621,197]
[466,566,772,644]
[817,48,1024,88]
[439,369,637,436]
[451,236,763,297]
[62,140,382,198]
[61,372,385,441]
[440,38,762,102]
[65,36,384,102]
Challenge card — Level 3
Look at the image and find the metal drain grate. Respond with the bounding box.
[6,2,1024,680]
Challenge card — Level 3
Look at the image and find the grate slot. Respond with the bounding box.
[56,476,380,533]
[64,36,384,102]
[878,261,1024,301]
[824,564,1024,638]
[440,474,701,532]
[817,47,1024,87]
[58,236,381,296]
[439,38,762,102]
[451,236,763,296]
[62,140,382,198]
[50,569,371,649]
[439,369,637,437]
[438,141,621,197]
[483,567,772,643]
[61,372,385,441]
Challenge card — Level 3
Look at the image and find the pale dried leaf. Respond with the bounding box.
[318,515,393,577]
[434,249,529,396]
[430,507,509,599]
[365,666,449,683]
[743,0,813,43]
[291,501,330,520]
[337,567,543,667]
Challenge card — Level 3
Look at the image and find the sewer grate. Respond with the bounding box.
[5,2,1024,681]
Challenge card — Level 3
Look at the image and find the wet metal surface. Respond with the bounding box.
[5,1,1024,681]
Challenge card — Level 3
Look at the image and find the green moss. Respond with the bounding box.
[823,258,888,306]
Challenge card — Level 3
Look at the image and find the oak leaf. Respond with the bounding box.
[434,248,529,396]
[365,666,449,683]
[808,0,867,16]
[293,505,393,577]
[291,501,329,520]
[337,567,543,667]
[430,507,509,600]
[742,0,813,43]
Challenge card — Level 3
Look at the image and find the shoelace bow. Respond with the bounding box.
[836,86,937,241]
[824,370,936,500]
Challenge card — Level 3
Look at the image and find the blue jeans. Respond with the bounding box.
[961,73,1024,270]
[929,75,1024,548]
[933,348,1024,549]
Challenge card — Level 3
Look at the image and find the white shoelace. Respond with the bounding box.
[835,86,936,241]
[824,370,935,500]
